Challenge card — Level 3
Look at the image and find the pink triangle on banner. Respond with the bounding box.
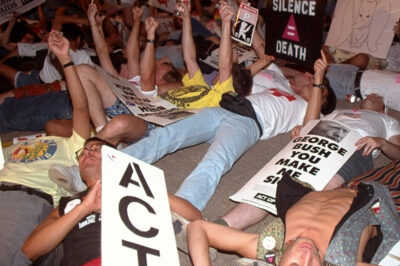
[282,14,300,42]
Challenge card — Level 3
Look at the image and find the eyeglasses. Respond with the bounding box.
[75,143,104,160]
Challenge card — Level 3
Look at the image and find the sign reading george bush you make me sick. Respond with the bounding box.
[264,0,325,68]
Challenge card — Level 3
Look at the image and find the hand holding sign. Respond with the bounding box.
[219,1,235,23]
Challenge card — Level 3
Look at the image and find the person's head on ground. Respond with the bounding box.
[231,62,252,96]
[320,77,336,115]
[360,93,385,113]
[280,236,323,266]
[76,137,115,187]
[155,62,182,85]
[62,23,83,50]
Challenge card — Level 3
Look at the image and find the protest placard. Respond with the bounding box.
[325,0,400,59]
[148,0,176,14]
[95,65,196,126]
[0,0,45,24]
[230,119,361,215]
[200,45,257,70]
[232,3,259,47]
[264,0,324,68]
[101,146,179,266]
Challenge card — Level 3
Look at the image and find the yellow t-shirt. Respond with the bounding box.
[159,69,234,109]
[0,131,85,206]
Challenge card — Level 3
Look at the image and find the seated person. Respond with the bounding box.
[21,137,201,265]
[186,173,400,265]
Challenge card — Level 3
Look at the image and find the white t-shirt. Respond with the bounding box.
[247,64,307,140]
[40,49,94,83]
[18,43,94,83]
[325,109,400,140]
[361,70,400,112]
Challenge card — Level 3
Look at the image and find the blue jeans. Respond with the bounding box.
[0,190,61,265]
[15,70,42,88]
[122,108,260,210]
[325,64,359,100]
[0,91,72,133]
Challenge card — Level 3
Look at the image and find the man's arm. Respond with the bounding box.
[302,51,328,125]
[218,1,234,83]
[47,30,90,139]
[87,3,119,76]
[22,181,101,260]
[355,134,400,160]
[126,7,143,79]
[181,1,200,78]
[140,17,158,92]
[247,54,275,76]
[187,220,259,265]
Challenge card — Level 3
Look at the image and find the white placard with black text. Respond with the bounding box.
[230,119,362,215]
[96,65,195,126]
[0,0,46,24]
[101,146,179,266]
[232,3,258,46]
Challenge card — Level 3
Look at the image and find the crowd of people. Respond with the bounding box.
[0,0,399,265]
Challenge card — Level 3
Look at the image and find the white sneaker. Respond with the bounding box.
[49,164,87,194]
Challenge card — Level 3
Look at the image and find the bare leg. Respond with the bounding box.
[187,220,259,265]
[222,203,269,230]
[343,53,369,69]
[75,64,116,128]
[168,194,201,221]
[96,114,147,146]
[45,119,73,137]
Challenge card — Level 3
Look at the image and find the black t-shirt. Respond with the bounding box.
[59,190,101,266]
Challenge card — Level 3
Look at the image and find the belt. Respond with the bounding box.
[0,184,53,205]
[354,71,364,99]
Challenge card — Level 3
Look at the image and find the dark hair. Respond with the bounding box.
[231,63,252,96]
[320,77,336,115]
[161,62,182,82]
[84,137,116,149]
[62,23,83,42]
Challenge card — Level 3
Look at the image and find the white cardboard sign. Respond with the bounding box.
[230,119,362,215]
[0,0,45,24]
[232,3,259,47]
[101,146,179,266]
[96,65,195,126]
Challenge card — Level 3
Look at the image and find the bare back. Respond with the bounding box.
[284,188,357,259]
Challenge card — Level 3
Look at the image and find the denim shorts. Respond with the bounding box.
[15,69,41,88]
[105,99,131,118]
[337,149,373,182]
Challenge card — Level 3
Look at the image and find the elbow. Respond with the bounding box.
[21,242,38,261]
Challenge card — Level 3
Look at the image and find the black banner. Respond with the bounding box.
[264,0,325,68]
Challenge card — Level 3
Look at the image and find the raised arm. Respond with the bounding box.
[22,181,101,260]
[140,17,159,92]
[181,1,200,78]
[218,1,235,83]
[47,30,90,139]
[247,54,275,76]
[87,3,119,76]
[126,7,143,79]
[302,50,328,125]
